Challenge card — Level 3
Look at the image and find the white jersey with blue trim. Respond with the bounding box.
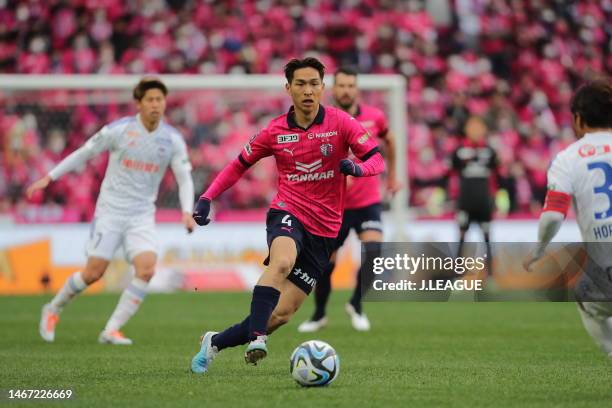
[49,115,193,219]
[548,131,612,243]
[548,131,612,291]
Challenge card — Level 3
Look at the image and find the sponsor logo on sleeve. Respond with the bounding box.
[358,133,370,144]
[244,132,260,155]
[578,143,611,158]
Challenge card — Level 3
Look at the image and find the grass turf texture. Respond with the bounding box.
[0,292,609,408]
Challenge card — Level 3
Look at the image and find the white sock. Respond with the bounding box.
[49,271,87,312]
[104,278,148,333]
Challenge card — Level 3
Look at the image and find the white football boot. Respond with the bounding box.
[39,303,60,342]
[345,303,371,331]
[244,335,268,365]
[98,330,133,345]
[297,317,329,333]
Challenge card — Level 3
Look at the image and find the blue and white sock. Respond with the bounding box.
[104,278,148,333]
[49,271,87,312]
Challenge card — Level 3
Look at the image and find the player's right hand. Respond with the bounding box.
[522,248,544,272]
[192,198,211,226]
[25,175,52,199]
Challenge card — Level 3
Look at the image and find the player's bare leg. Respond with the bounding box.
[268,279,309,334]
[245,236,297,364]
[40,256,108,342]
[99,251,156,345]
[258,237,297,289]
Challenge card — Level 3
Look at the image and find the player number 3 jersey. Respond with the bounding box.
[548,132,612,265]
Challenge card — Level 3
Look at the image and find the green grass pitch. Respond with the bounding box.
[0,292,609,407]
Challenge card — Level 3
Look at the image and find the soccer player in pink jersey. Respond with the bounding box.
[190,57,385,373]
[298,67,401,333]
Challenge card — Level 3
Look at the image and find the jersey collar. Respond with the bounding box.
[136,114,163,134]
[287,105,326,131]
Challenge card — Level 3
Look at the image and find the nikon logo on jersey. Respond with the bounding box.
[315,130,338,138]
[277,134,299,144]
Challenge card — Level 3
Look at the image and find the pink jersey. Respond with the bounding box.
[240,105,380,237]
[344,104,389,209]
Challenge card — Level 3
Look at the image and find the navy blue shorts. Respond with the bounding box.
[264,209,336,295]
[334,203,383,251]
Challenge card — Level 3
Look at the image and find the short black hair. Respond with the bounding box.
[570,78,612,129]
[133,77,168,101]
[334,66,358,79]
[284,57,325,83]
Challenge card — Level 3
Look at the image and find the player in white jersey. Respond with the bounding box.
[524,79,612,357]
[26,78,195,345]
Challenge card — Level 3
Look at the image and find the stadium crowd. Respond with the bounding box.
[1,0,611,221]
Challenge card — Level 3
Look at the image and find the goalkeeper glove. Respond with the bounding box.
[193,198,211,226]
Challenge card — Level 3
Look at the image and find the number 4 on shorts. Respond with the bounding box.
[282,215,292,227]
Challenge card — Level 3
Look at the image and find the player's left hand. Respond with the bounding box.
[182,211,195,233]
[386,177,402,196]
[340,159,363,177]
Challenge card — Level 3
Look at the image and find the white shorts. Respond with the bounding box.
[86,215,157,262]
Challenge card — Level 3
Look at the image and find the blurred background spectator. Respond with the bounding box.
[1,0,611,221]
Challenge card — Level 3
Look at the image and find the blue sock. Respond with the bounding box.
[211,316,250,351]
[248,285,281,339]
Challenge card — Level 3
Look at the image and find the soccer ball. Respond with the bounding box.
[289,340,340,387]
